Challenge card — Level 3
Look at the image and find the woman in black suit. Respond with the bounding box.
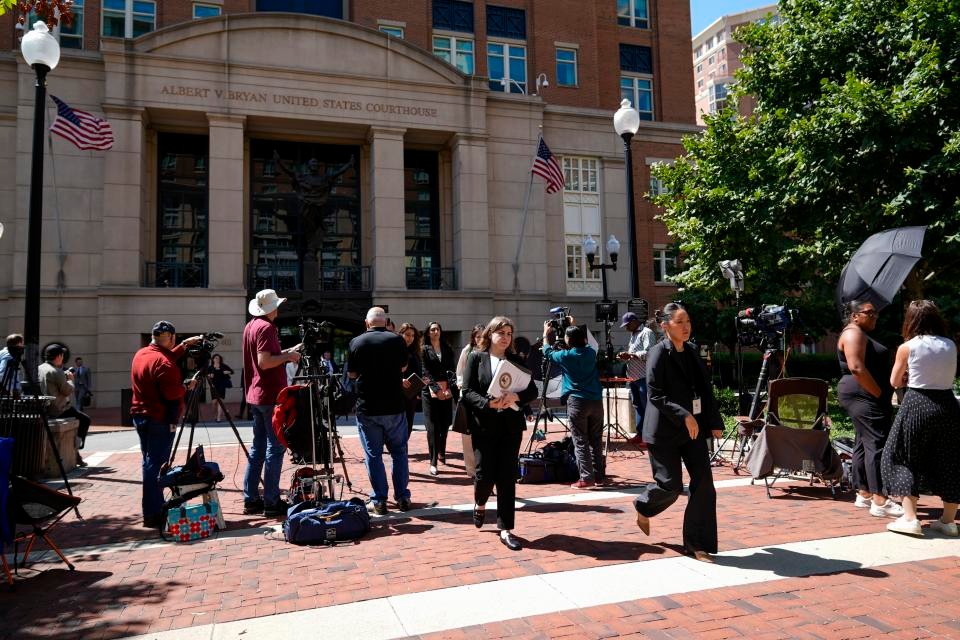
[399,323,423,440]
[461,316,538,551]
[633,302,724,562]
[422,321,457,476]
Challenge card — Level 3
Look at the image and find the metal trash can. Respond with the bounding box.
[120,388,133,426]
[0,396,50,477]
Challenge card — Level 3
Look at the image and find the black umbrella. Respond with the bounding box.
[836,226,926,312]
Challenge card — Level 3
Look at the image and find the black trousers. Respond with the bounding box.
[58,406,91,447]
[423,396,453,466]
[633,438,718,554]
[839,376,891,495]
[403,398,417,441]
[473,426,523,530]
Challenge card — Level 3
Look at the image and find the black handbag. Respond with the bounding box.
[451,401,471,435]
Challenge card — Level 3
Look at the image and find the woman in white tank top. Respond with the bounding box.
[881,300,959,537]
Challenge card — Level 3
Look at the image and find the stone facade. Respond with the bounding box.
[0,3,696,408]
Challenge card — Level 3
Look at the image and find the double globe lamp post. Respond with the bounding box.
[20,21,61,388]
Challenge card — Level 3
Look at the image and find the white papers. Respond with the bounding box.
[486,359,532,410]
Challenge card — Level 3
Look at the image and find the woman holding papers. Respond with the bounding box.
[422,321,457,476]
[633,302,724,562]
[399,323,423,440]
[461,316,538,551]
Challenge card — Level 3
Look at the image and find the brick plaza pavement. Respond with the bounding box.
[1,424,958,640]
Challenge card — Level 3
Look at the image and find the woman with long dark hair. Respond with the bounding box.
[461,316,538,550]
[422,321,457,476]
[208,353,234,422]
[456,324,485,388]
[837,300,903,517]
[399,322,422,439]
[632,302,724,561]
[882,300,959,537]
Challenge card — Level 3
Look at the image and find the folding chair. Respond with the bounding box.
[744,377,843,498]
[9,474,82,572]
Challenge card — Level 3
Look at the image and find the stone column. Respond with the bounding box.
[367,126,406,291]
[451,134,490,291]
[207,114,246,289]
[101,106,147,286]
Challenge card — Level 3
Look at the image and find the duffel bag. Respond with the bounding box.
[518,453,556,484]
[283,497,371,545]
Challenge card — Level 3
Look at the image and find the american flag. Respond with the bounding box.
[531,137,564,194]
[49,95,114,151]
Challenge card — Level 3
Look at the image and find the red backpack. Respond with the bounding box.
[272,384,308,449]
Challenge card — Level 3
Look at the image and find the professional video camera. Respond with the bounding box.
[736,304,797,348]
[298,318,336,358]
[186,331,224,366]
[545,306,572,346]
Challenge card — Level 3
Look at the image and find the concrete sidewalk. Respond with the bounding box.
[2,426,958,640]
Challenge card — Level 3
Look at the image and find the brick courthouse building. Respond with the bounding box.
[0,0,696,408]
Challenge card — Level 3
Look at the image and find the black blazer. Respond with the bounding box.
[642,339,723,446]
[461,350,538,434]
[422,342,456,384]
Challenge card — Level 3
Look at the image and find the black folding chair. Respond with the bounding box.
[9,475,81,572]
[1,437,13,588]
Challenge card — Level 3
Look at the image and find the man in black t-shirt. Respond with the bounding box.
[348,307,410,515]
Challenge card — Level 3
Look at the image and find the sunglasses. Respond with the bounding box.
[856,309,878,317]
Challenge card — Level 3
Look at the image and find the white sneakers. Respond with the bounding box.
[929,519,959,537]
[887,515,923,537]
[869,499,905,518]
[854,494,872,508]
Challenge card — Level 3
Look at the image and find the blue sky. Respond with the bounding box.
[690,0,776,35]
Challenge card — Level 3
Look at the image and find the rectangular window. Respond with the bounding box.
[619,43,652,74]
[433,35,474,75]
[405,150,448,290]
[58,0,83,48]
[488,42,526,93]
[566,243,583,280]
[563,157,598,193]
[486,5,525,39]
[708,55,715,65]
[433,0,474,34]
[649,176,669,197]
[695,63,702,74]
[653,245,678,283]
[379,25,404,38]
[102,0,154,38]
[556,47,577,86]
[709,82,728,113]
[193,3,221,18]
[617,0,648,28]
[254,0,343,17]
[620,76,654,121]
[154,133,209,288]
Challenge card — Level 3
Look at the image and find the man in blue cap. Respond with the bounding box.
[617,312,657,443]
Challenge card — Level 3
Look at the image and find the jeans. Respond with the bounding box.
[630,378,647,430]
[356,412,410,503]
[134,415,175,519]
[567,396,605,481]
[243,403,285,506]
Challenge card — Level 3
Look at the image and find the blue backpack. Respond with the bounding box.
[283,498,371,545]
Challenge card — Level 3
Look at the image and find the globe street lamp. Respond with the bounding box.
[21,21,60,389]
[614,98,641,299]
[583,234,620,303]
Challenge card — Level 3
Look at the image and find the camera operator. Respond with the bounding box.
[130,321,203,529]
[618,313,656,442]
[542,322,607,488]
[243,290,301,518]
[0,333,24,397]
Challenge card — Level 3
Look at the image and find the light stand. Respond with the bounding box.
[20,22,60,393]
[711,259,745,464]
[614,99,641,299]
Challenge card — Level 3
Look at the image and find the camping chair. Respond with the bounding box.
[1,437,13,588]
[744,377,843,498]
[8,474,82,572]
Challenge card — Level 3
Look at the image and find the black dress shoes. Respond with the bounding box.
[473,506,485,528]
[500,531,522,551]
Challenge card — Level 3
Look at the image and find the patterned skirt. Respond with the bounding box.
[881,388,960,503]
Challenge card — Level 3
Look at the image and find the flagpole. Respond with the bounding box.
[512,132,543,295]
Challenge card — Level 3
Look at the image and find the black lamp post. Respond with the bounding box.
[20,21,61,389]
[614,98,641,299]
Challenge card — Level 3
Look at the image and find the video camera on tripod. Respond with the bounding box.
[736,305,798,349]
[545,307,572,347]
[185,331,224,367]
[297,318,335,357]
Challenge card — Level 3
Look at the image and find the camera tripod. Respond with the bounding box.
[168,364,251,468]
[289,347,354,502]
[525,339,568,453]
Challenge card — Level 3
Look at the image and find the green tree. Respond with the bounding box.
[652,0,960,337]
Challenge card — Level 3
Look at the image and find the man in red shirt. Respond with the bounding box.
[242,289,301,517]
[130,321,202,529]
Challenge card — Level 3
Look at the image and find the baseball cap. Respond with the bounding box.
[152,320,177,335]
[620,312,639,328]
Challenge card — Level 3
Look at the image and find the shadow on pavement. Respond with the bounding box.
[711,547,889,579]
[525,533,666,561]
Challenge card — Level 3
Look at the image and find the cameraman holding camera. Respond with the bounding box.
[542,322,607,488]
[130,321,203,529]
[243,289,301,517]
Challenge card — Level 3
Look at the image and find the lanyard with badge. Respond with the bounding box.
[676,348,702,415]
